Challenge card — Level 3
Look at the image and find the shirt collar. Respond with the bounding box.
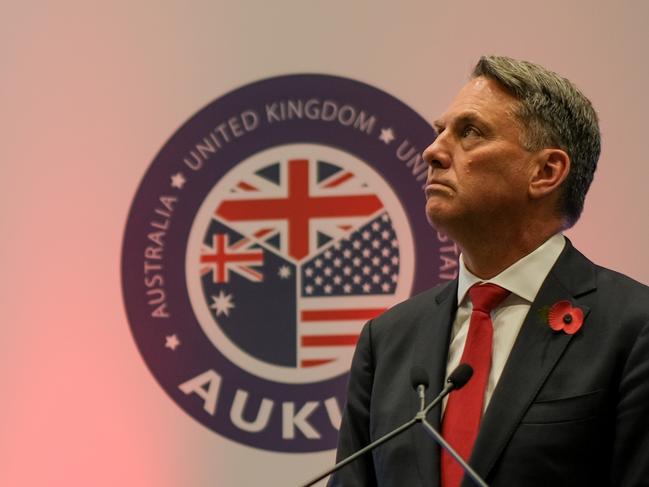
[457,233,566,305]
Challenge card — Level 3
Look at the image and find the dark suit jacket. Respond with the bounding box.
[329,241,649,487]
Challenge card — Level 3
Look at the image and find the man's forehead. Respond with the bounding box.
[434,77,517,127]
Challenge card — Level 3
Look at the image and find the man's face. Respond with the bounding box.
[423,76,537,236]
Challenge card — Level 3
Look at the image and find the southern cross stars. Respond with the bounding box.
[210,290,235,317]
[278,265,291,279]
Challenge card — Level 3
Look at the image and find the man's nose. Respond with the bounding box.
[422,132,452,170]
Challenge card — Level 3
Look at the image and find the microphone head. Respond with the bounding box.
[410,365,429,390]
[447,363,473,390]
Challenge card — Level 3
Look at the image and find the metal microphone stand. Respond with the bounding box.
[299,382,489,487]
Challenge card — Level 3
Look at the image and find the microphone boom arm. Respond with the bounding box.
[419,418,488,487]
[299,364,489,487]
[299,417,418,487]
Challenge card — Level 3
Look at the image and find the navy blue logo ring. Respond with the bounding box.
[121,74,452,452]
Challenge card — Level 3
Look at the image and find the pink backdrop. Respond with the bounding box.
[2,1,647,485]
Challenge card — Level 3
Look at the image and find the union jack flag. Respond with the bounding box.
[216,158,384,261]
[200,233,264,283]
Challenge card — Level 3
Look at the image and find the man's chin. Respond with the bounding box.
[425,206,455,233]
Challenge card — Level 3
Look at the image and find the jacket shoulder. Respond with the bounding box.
[592,264,649,322]
[594,264,649,295]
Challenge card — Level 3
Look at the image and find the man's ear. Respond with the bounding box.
[529,148,570,199]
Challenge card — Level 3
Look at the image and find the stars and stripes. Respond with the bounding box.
[296,212,400,367]
[297,304,386,367]
[301,213,399,296]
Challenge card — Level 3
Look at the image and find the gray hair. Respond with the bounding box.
[472,55,601,227]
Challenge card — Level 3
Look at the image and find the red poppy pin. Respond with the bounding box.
[547,300,584,335]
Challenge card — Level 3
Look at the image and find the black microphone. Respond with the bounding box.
[422,363,473,416]
[410,365,429,389]
[448,362,472,389]
[410,365,429,411]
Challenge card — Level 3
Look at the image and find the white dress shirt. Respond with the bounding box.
[443,233,566,414]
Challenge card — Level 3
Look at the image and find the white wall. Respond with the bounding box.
[1,1,647,485]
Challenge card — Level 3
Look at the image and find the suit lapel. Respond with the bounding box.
[411,280,458,487]
[465,241,596,485]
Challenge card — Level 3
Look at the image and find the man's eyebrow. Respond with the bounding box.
[434,112,486,132]
[456,112,483,125]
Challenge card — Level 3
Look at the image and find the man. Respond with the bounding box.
[329,56,649,487]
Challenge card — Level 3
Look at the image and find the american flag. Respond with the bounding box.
[297,212,399,367]
[301,212,399,296]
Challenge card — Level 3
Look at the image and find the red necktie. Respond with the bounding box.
[441,283,510,487]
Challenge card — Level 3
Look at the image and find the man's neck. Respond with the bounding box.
[457,225,562,279]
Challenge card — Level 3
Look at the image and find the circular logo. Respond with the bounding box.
[122,74,453,452]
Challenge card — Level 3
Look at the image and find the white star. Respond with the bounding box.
[170,172,186,189]
[372,256,380,266]
[333,257,342,267]
[353,257,362,266]
[381,282,391,292]
[372,274,381,283]
[362,283,371,293]
[353,240,362,249]
[372,239,381,249]
[210,290,235,317]
[391,273,398,282]
[391,238,398,248]
[382,264,391,274]
[382,248,391,257]
[353,275,362,284]
[382,213,390,222]
[324,284,333,294]
[324,250,333,259]
[315,258,323,268]
[314,276,323,285]
[362,230,371,240]
[362,248,371,258]
[391,256,399,265]
[379,127,395,144]
[278,265,291,279]
[305,267,314,277]
[333,275,342,285]
[324,267,333,276]
[343,249,352,258]
[362,265,371,275]
[372,221,380,231]
[343,266,352,276]
[165,334,181,350]
[305,285,314,294]
[343,283,352,293]
[381,230,390,239]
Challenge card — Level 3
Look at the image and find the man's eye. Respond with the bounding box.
[461,125,479,137]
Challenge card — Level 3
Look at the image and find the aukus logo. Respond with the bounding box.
[121,74,455,452]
